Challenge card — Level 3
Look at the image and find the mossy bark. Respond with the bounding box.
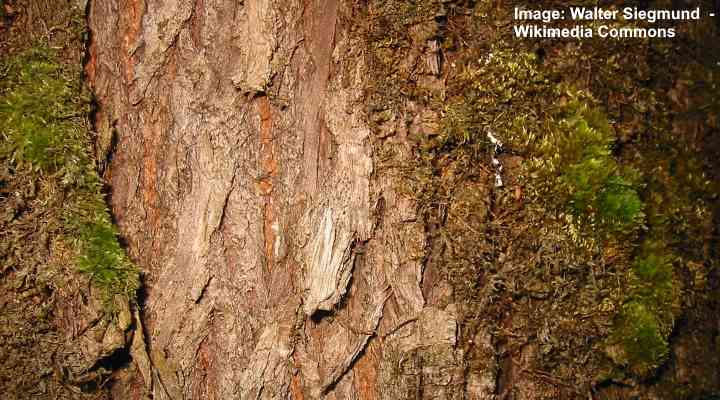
[1,1,141,399]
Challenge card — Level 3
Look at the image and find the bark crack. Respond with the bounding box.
[320,286,391,393]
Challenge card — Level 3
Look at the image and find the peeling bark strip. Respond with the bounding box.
[231,0,278,94]
[303,208,357,316]
[89,0,464,398]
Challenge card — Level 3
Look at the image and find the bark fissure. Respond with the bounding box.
[321,285,391,393]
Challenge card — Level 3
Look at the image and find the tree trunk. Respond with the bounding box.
[87,1,457,398]
[85,0,720,399]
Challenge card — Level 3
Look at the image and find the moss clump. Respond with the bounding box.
[632,253,675,308]
[615,301,669,376]
[0,48,87,172]
[70,196,139,296]
[0,47,138,300]
[609,246,678,377]
[534,100,645,238]
[439,48,547,150]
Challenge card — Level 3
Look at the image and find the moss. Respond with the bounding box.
[71,197,139,295]
[632,252,674,305]
[608,245,678,377]
[616,301,670,376]
[0,46,138,301]
[533,100,645,239]
[0,48,86,171]
[440,46,549,155]
[362,0,719,392]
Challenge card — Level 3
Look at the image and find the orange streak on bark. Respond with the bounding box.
[142,125,159,228]
[84,40,97,83]
[121,0,144,83]
[290,373,305,400]
[190,0,205,47]
[257,96,277,272]
[354,342,379,400]
[193,338,215,400]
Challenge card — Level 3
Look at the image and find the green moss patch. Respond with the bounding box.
[0,46,138,300]
[608,245,678,376]
[362,0,719,392]
[534,100,645,238]
[632,252,675,308]
[614,301,669,376]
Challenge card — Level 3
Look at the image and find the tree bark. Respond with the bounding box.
[87,1,462,398]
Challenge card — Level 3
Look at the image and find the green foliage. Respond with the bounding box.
[632,254,674,299]
[597,176,644,228]
[70,195,139,296]
[610,245,678,377]
[0,47,138,300]
[440,47,550,154]
[0,48,86,172]
[615,301,670,376]
[535,100,645,237]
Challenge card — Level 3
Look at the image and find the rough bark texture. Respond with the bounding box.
[87,1,442,398]
[85,0,720,399]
